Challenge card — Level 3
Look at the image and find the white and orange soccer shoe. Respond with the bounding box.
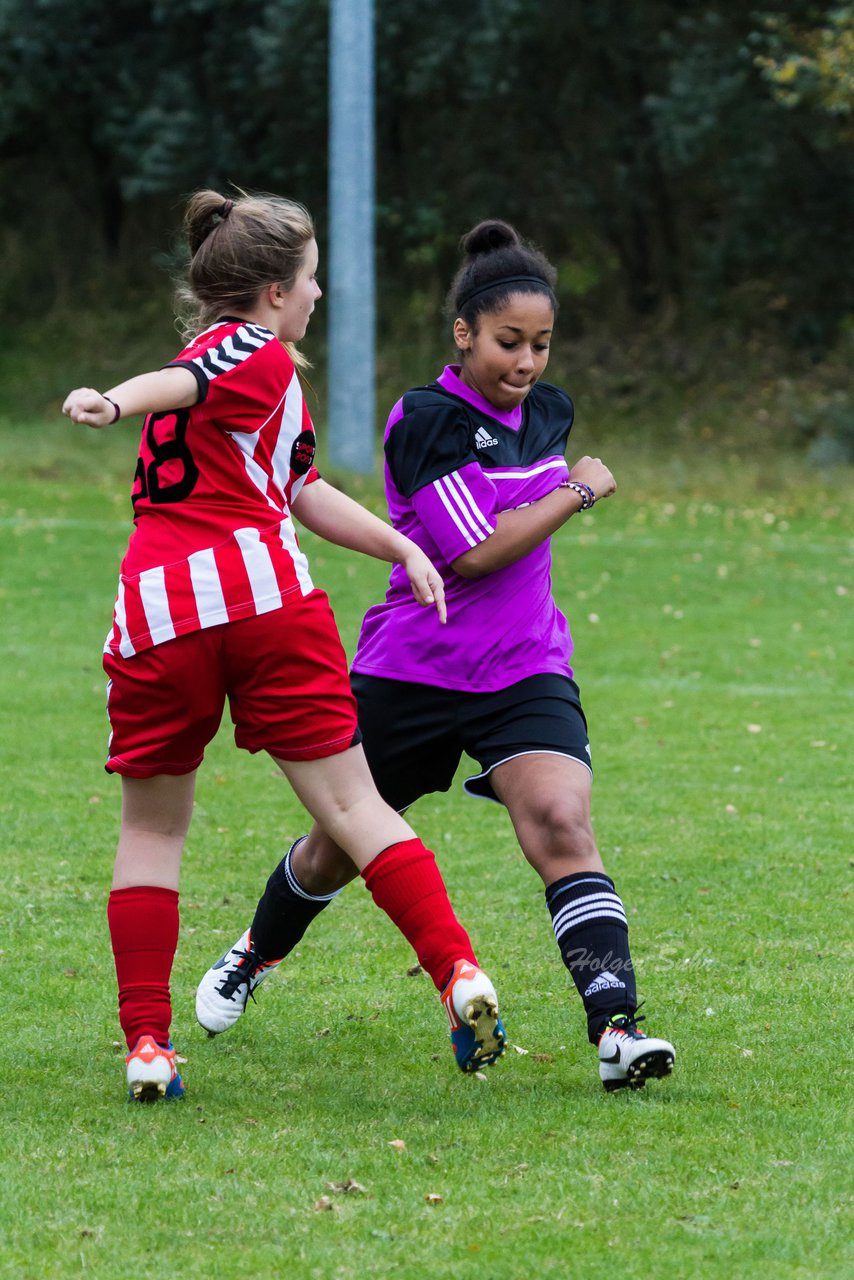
[125,1035,185,1102]
[440,959,506,1073]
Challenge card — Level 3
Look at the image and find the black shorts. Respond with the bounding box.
[350,672,591,810]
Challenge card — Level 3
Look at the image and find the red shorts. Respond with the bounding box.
[103,590,360,778]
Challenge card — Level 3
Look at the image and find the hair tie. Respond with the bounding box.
[457,273,552,311]
[102,395,121,424]
[220,199,234,220]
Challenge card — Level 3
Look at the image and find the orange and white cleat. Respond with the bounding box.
[125,1035,185,1102]
[440,959,506,1073]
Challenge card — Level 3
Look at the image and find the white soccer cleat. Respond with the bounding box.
[195,929,281,1035]
[598,1012,675,1092]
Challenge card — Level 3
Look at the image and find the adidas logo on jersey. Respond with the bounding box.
[584,970,626,998]
[474,426,499,449]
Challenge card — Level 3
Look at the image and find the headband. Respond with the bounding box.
[457,273,553,310]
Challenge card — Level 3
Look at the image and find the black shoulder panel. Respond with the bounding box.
[517,383,574,463]
[385,388,476,498]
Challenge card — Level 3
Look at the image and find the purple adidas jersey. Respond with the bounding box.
[352,365,576,692]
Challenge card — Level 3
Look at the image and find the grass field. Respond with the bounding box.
[0,417,851,1279]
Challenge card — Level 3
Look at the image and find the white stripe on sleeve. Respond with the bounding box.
[433,478,478,548]
[488,459,568,480]
[271,372,304,496]
[441,470,495,540]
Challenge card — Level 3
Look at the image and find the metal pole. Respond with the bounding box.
[328,0,375,473]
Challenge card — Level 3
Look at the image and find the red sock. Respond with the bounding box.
[361,838,477,991]
[107,886,179,1049]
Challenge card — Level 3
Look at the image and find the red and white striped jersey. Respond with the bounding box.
[106,320,320,658]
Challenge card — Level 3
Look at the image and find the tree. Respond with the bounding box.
[1,0,851,348]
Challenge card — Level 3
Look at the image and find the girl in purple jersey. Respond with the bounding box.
[197,220,675,1093]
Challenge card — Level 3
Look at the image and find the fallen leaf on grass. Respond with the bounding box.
[326,1179,366,1195]
[406,964,422,977]
[511,1044,529,1055]
[388,1140,406,1152]
[424,1194,443,1205]
[531,1054,554,1064]
[314,1196,334,1212]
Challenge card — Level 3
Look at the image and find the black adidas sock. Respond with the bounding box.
[546,871,637,1044]
[250,838,340,961]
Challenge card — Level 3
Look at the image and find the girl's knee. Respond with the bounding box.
[529,798,594,848]
[516,800,601,880]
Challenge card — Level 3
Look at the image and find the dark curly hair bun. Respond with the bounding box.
[462,220,521,258]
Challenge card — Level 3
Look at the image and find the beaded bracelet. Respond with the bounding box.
[561,479,596,509]
[103,395,121,423]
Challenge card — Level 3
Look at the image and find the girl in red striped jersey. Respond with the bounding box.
[62,190,506,1101]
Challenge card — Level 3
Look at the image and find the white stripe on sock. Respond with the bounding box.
[283,840,343,903]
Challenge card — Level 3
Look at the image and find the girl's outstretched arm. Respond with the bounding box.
[62,367,199,428]
[292,478,446,622]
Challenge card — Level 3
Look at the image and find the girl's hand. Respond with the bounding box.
[402,544,447,623]
[568,455,616,501]
[62,388,118,428]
